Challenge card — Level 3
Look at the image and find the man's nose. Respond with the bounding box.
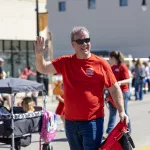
[83,42,87,45]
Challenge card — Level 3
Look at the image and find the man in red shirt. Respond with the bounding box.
[34,27,128,150]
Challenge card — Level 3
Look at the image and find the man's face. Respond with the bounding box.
[72,31,91,58]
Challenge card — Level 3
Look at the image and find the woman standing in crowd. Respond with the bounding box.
[133,59,146,100]
[104,51,131,138]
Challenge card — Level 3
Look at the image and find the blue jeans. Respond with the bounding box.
[135,78,145,100]
[106,90,131,134]
[65,117,104,150]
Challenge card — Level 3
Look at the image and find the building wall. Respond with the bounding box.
[0,0,46,40]
[0,0,47,77]
[47,0,150,58]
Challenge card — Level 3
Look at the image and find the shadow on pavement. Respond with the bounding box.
[52,138,68,142]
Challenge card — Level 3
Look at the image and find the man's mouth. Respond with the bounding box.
[81,47,88,51]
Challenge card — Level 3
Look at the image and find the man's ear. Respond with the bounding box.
[71,42,75,48]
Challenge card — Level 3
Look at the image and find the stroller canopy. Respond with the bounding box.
[0,78,44,94]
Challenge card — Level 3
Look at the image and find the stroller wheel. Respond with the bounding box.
[15,146,21,150]
[15,143,21,150]
[15,139,21,150]
[42,143,53,150]
[50,143,53,150]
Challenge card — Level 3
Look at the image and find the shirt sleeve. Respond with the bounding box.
[120,64,130,79]
[101,59,117,88]
[52,56,66,74]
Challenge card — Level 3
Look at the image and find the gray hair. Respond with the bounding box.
[70,26,89,42]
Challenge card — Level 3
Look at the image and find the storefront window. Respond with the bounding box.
[28,41,34,50]
[20,41,26,50]
[12,41,19,50]
[0,41,2,51]
[4,40,11,50]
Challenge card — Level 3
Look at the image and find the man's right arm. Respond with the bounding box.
[34,36,57,75]
[35,54,57,74]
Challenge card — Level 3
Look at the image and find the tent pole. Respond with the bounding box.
[11,95,15,150]
[43,91,46,109]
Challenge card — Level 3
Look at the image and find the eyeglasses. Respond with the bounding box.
[73,38,90,45]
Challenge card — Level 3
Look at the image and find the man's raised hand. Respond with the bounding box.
[34,36,48,56]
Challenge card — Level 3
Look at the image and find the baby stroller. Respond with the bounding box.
[0,78,56,150]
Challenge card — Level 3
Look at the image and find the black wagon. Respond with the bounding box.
[0,78,50,150]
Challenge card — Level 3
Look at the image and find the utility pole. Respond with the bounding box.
[36,0,43,84]
[36,0,39,37]
[35,0,49,95]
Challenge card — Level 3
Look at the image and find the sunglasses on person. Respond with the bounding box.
[73,38,90,45]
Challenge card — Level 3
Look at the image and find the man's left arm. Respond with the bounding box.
[108,82,128,122]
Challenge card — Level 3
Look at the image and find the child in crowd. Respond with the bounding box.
[22,97,35,113]
[55,83,65,131]
[0,100,10,114]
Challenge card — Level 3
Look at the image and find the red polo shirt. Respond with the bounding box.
[52,54,116,120]
[111,64,129,92]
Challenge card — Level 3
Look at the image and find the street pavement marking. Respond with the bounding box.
[140,146,150,150]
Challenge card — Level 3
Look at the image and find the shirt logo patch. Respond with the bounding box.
[86,68,94,76]
[115,68,119,72]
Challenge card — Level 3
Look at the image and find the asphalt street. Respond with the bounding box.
[0,93,150,150]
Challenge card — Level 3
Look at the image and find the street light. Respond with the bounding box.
[142,0,148,11]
